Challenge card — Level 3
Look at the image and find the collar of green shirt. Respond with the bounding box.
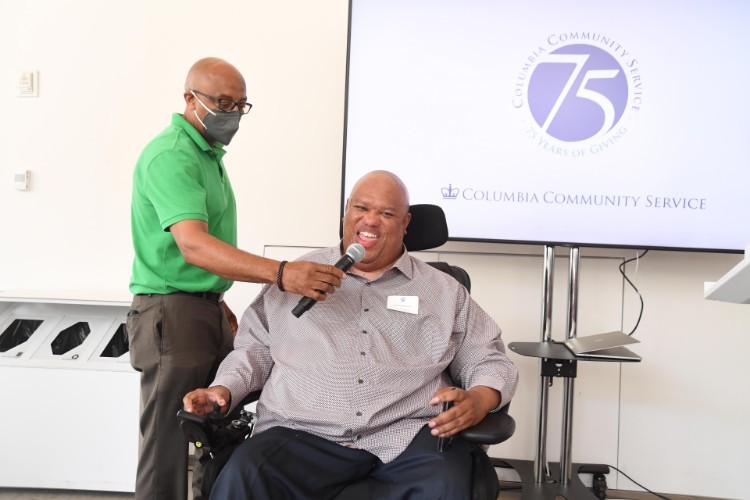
[171,113,227,161]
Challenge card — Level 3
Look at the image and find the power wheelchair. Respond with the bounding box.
[177,204,516,499]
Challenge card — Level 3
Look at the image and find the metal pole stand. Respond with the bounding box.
[497,246,626,499]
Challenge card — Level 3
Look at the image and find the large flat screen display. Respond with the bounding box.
[342,0,750,253]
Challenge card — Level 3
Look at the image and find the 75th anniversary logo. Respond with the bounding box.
[512,32,643,157]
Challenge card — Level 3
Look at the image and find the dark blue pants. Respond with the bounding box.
[209,425,476,500]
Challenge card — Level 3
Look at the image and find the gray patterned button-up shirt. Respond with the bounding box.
[213,246,518,463]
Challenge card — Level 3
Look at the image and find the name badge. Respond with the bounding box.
[387,295,419,315]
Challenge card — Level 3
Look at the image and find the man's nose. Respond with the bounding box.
[362,210,381,225]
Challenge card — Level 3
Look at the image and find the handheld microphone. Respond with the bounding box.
[292,243,366,318]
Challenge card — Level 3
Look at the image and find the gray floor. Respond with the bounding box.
[0,472,723,500]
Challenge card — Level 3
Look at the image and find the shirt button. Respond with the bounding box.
[364,308,369,312]
[358,379,364,384]
[360,351,366,356]
[356,411,362,417]
[362,330,368,334]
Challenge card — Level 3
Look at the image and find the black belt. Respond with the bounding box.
[137,291,224,302]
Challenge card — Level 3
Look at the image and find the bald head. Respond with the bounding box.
[184,57,245,93]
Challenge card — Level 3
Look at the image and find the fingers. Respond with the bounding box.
[282,261,346,300]
[429,405,473,438]
[427,387,478,438]
[183,388,229,416]
[182,390,207,414]
[429,386,460,408]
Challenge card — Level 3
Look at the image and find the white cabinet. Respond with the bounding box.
[0,290,138,492]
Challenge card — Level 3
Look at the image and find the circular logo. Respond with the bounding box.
[528,44,627,142]
[514,34,642,156]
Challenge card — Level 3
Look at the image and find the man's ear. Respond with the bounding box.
[403,212,412,235]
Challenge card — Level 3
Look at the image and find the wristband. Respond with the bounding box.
[276,260,288,292]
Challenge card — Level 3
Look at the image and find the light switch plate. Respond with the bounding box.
[14,171,30,191]
[17,70,39,97]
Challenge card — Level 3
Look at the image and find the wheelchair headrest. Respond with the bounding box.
[403,204,449,252]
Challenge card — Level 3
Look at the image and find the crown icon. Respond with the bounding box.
[441,184,459,199]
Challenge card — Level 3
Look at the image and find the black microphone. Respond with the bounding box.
[292,243,366,318]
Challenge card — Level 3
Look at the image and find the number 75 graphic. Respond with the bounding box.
[530,51,627,142]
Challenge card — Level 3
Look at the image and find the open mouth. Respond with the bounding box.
[357,230,379,248]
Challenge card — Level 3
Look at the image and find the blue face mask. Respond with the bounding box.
[192,91,241,145]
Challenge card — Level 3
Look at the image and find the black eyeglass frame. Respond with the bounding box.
[191,89,253,115]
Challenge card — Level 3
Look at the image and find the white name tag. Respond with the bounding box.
[387,295,419,315]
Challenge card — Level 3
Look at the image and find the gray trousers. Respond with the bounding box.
[127,293,234,500]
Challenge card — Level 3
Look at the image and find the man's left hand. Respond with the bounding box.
[427,386,502,438]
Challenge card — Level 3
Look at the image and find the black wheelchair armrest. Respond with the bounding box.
[177,409,215,450]
[458,409,516,445]
[177,390,263,450]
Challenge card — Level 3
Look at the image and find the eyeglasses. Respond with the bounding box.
[191,90,253,115]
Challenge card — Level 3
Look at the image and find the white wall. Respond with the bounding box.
[1,1,748,498]
[0,0,350,296]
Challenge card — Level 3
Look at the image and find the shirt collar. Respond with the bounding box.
[171,113,226,161]
[334,242,414,280]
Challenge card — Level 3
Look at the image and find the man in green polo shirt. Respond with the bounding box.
[128,57,345,500]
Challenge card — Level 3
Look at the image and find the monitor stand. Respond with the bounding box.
[499,246,640,499]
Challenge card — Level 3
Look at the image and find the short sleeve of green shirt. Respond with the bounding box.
[147,148,210,230]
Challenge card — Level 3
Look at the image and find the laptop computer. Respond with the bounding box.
[561,331,642,361]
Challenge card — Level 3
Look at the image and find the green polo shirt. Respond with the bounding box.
[129,113,237,295]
